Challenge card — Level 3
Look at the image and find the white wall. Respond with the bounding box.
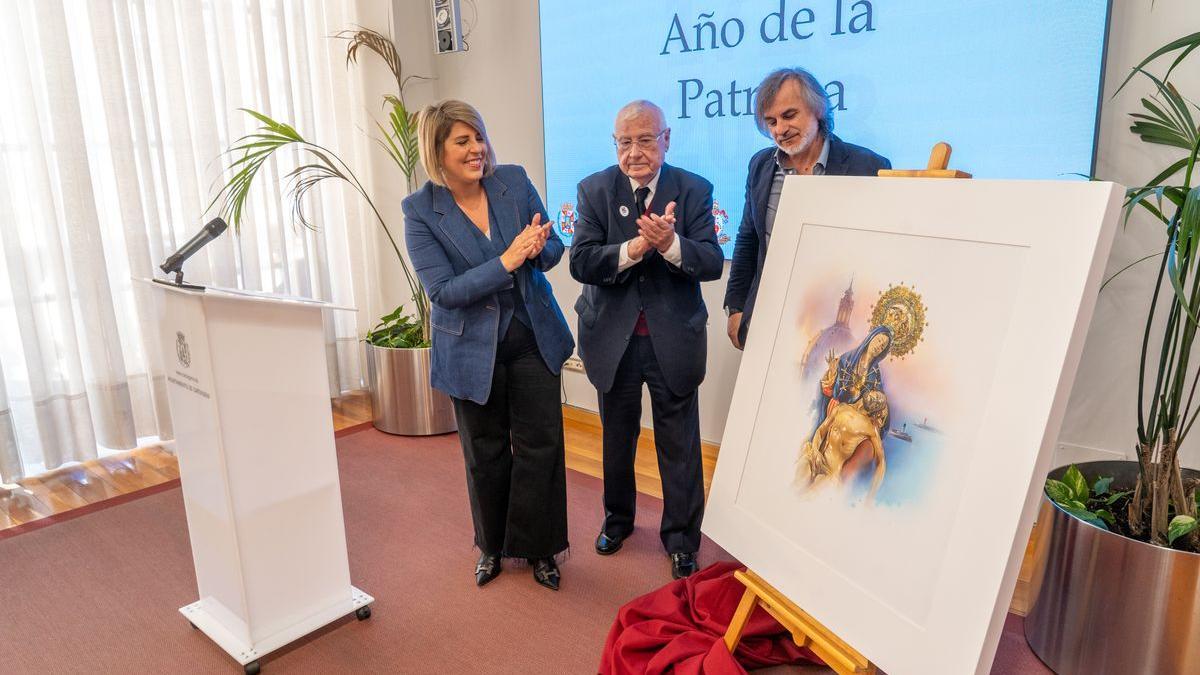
[390,0,1200,462]
[1057,0,1200,470]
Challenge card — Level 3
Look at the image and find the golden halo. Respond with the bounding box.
[869,283,928,358]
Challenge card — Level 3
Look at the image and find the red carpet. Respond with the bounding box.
[0,429,1049,673]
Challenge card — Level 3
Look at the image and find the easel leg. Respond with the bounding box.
[725,569,877,674]
[723,586,759,652]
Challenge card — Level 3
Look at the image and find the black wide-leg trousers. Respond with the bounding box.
[597,335,704,554]
[450,320,568,559]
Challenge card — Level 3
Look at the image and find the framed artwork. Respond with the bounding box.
[703,176,1122,675]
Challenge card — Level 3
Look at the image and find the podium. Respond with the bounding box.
[139,280,372,673]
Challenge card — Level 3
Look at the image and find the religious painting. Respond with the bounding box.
[731,223,1024,629]
[794,280,934,505]
[704,177,1123,675]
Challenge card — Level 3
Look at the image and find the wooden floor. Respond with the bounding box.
[331,389,373,431]
[0,445,181,532]
[562,405,721,499]
[0,389,1036,615]
[0,391,375,536]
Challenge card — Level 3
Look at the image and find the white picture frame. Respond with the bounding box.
[703,176,1123,675]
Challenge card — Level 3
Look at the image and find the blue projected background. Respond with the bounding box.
[539,1,1111,257]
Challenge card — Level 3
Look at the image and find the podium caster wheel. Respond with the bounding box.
[244,661,260,675]
[356,605,372,621]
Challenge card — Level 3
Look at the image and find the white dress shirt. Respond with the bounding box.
[617,171,683,272]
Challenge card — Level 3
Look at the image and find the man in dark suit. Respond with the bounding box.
[725,67,891,349]
[569,100,723,579]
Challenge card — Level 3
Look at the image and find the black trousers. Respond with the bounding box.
[598,335,704,554]
[451,320,568,559]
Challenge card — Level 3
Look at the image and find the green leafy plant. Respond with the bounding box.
[1168,514,1198,545]
[1045,466,1132,531]
[208,27,430,348]
[1085,31,1200,552]
[365,305,426,349]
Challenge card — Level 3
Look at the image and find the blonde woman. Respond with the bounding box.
[402,100,574,590]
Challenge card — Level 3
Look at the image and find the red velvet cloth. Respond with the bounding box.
[599,562,822,674]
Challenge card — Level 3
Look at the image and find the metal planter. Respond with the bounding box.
[1024,460,1200,675]
[364,344,456,436]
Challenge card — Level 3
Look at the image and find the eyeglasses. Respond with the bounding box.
[613,129,667,152]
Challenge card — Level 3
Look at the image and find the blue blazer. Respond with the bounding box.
[402,164,574,404]
[724,135,891,346]
[569,163,723,396]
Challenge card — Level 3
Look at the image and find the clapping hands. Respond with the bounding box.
[501,213,552,271]
[626,201,677,262]
[637,201,677,253]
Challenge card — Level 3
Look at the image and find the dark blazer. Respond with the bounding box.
[569,163,723,396]
[402,164,575,404]
[724,134,891,346]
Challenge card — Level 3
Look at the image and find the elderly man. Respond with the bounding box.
[569,100,723,579]
[724,67,891,349]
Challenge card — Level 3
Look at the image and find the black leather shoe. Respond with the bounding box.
[595,531,625,556]
[531,557,560,591]
[670,552,697,580]
[475,553,501,587]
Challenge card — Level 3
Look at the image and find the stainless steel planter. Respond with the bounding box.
[364,344,456,436]
[1024,460,1200,675]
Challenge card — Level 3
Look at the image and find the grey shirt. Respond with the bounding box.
[764,136,830,244]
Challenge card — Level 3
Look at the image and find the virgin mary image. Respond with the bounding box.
[795,284,927,503]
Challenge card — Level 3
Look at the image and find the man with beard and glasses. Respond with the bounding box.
[724,67,891,350]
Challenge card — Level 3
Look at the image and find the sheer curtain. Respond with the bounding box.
[0,0,377,482]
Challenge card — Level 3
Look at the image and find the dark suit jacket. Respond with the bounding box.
[724,134,891,346]
[402,164,574,404]
[569,163,723,397]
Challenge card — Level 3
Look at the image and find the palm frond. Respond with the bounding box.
[400,74,435,91]
[382,94,422,186]
[1147,158,1192,192]
[286,161,342,231]
[335,27,403,95]
[1125,185,1171,228]
[1116,31,1200,95]
[373,120,406,169]
[1166,189,1200,328]
[1129,74,1198,150]
[210,58,434,340]
[1102,251,1167,292]
[206,114,305,232]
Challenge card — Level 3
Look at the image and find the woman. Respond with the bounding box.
[402,100,574,591]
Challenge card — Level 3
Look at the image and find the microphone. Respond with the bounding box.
[158,218,228,288]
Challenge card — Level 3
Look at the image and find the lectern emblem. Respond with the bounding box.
[176,331,191,368]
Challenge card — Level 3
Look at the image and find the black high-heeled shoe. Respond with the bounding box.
[530,557,560,591]
[475,553,501,587]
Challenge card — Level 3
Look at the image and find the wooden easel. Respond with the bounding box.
[722,569,875,675]
[878,141,972,179]
[722,144,971,674]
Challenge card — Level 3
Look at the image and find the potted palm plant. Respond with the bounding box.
[209,28,454,435]
[1024,31,1200,675]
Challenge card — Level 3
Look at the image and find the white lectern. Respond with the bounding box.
[139,280,372,674]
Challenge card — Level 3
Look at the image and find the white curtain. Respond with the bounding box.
[0,0,377,482]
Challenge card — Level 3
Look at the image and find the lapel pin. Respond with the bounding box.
[619,205,630,217]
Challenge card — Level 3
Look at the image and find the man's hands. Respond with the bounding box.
[726,312,743,350]
[626,201,678,263]
[626,235,652,261]
[637,201,677,253]
[501,213,551,272]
